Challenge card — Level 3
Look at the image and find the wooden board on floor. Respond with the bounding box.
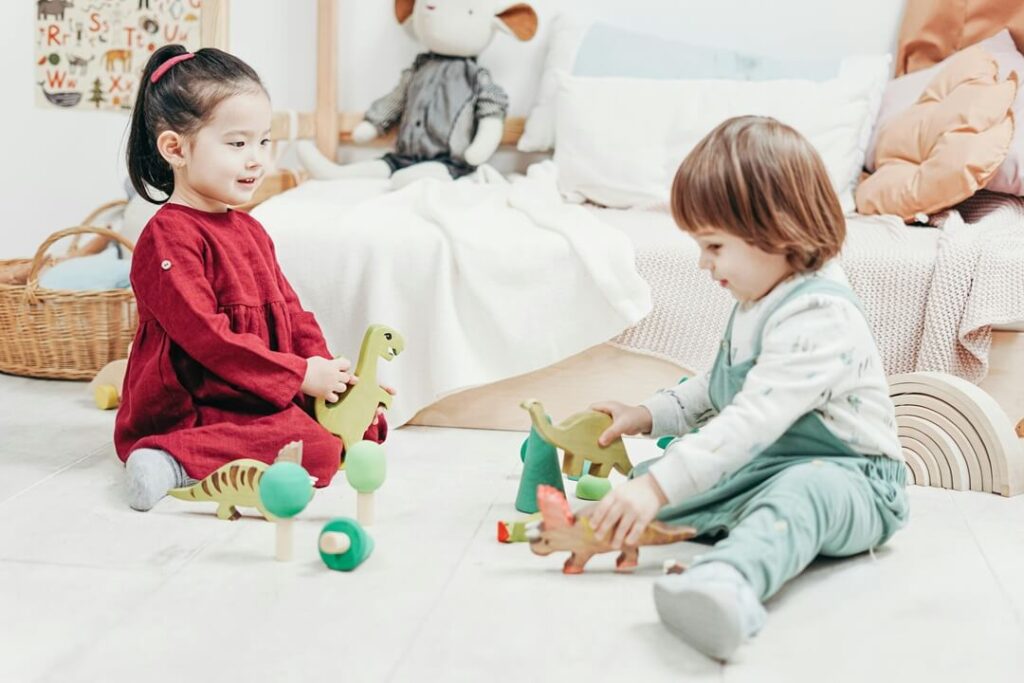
[408,343,689,431]
[409,331,1024,433]
[980,331,1024,427]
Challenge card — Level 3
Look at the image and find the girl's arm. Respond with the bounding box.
[640,371,714,438]
[135,226,307,410]
[648,296,859,506]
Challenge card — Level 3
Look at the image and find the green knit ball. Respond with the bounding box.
[575,474,612,501]
[258,462,313,518]
[345,441,386,493]
[319,517,374,571]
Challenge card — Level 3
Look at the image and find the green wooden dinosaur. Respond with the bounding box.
[315,324,405,458]
[520,399,634,478]
[168,459,273,521]
[167,443,305,521]
[527,485,696,573]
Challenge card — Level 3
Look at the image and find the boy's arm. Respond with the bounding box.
[647,297,859,506]
[640,371,714,438]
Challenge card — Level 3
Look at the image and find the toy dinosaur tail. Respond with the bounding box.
[168,460,266,501]
[644,520,699,545]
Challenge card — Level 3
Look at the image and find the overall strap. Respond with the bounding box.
[722,304,741,347]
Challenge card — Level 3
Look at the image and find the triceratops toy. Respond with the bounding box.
[526,485,697,574]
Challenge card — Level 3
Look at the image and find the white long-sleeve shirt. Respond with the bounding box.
[640,261,902,506]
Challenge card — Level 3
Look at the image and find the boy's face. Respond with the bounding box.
[691,228,793,304]
[180,90,273,210]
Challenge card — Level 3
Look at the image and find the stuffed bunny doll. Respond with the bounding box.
[297,0,537,188]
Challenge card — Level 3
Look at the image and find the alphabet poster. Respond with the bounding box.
[35,0,205,111]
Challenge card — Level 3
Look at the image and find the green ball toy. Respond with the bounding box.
[258,462,314,518]
[575,474,612,501]
[319,517,374,571]
[345,440,386,493]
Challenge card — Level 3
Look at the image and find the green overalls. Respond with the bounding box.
[635,277,909,600]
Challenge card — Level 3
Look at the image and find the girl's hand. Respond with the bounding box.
[588,474,669,549]
[590,401,654,446]
[302,356,357,402]
[373,385,397,425]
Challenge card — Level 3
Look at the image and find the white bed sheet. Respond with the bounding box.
[254,159,1022,431]
[252,163,652,427]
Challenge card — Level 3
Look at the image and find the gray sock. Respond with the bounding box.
[125,448,192,512]
[653,561,766,661]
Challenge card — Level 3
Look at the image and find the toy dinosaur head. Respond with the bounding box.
[525,484,574,555]
[368,324,405,361]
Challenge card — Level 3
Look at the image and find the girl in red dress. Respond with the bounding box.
[117,45,388,511]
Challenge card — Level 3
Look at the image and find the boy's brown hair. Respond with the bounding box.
[670,115,845,273]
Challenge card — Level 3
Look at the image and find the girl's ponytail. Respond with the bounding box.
[127,45,190,203]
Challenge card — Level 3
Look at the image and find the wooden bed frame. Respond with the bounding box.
[209,0,1022,432]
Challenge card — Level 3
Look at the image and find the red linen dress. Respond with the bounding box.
[114,203,385,486]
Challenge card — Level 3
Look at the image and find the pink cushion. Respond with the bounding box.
[866,30,1024,195]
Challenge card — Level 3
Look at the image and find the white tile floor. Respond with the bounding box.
[1,373,1023,682]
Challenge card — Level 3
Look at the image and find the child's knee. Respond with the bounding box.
[302,435,342,487]
[362,414,388,443]
[774,460,850,495]
[755,461,860,517]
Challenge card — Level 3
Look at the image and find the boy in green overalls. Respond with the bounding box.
[589,116,908,661]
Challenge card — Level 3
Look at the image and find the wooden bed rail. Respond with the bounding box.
[270,111,526,148]
[206,1,528,157]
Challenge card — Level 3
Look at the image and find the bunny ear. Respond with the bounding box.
[494,3,538,41]
[395,0,415,24]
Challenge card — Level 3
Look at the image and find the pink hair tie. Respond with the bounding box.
[150,53,195,84]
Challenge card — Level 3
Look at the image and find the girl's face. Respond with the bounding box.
[172,90,272,211]
[692,228,793,303]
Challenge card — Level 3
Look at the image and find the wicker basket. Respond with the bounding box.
[0,224,137,380]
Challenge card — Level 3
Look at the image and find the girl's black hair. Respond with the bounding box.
[126,45,266,204]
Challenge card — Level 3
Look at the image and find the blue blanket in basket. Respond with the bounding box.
[38,246,130,291]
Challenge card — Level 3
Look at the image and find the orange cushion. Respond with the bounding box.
[855,46,1017,221]
[895,0,1024,76]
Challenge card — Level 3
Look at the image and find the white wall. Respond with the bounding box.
[1,0,906,259]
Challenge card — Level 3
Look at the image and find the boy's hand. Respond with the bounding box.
[302,356,358,402]
[590,401,654,446]
[588,474,669,548]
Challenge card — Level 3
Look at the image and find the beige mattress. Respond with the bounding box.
[411,193,1024,430]
[596,192,1024,383]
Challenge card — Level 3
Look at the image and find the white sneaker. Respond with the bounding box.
[653,561,766,661]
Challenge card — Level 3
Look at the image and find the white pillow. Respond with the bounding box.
[553,56,890,211]
[519,17,845,154]
[517,14,588,153]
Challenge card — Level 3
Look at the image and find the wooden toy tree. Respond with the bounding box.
[515,424,564,513]
[345,440,386,525]
[258,442,315,561]
[319,517,374,572]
